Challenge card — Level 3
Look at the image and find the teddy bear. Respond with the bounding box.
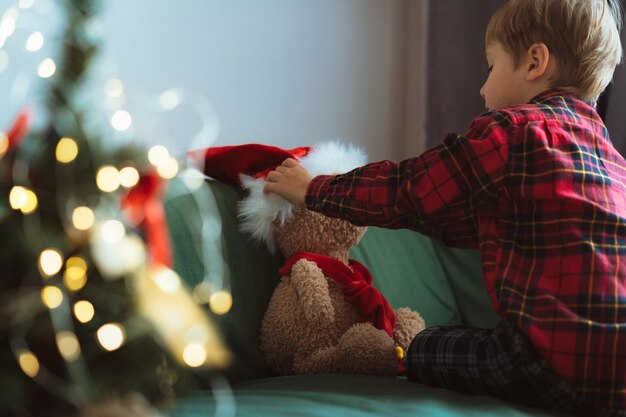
[256,204,425,376]
[196,141,425,376]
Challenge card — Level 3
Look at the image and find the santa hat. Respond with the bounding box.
[192,142,367,252]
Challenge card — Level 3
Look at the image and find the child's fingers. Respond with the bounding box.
[265,170,280,183]
[282,158,298,167]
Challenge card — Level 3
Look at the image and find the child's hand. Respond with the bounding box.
[264,158,312,207]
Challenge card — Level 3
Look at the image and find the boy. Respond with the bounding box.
[263,0,625,415]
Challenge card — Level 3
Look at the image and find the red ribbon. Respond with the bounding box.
[121,171,172,267]
[279,252,396,338]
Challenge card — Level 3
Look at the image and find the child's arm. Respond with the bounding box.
[265,112,510,247]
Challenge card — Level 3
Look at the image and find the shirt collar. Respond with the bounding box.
[529,89,595,107]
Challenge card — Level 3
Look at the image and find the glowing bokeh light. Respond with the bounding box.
[39,249,64,277]
[101,220,125,243]
[104,78,124,98]
[182,343,207,367]
[41,286,63,309]
[111,110,132,131]
[9,186,27,210]
[25,31,44,52]
[147,145,169,167]
[17,350,39,377]
[64,256,87,291]
[19,189,38,214]
[56,331,80,362]
[96,165,120,192]
[72,206,95,230]
[37,58,56,78]
[97,323,125,351]
[55,137,78,163]
[119,166,140,188]
[153,268,181,293]
[209,290,233,315]
[157,157,179,179]
[73,300,95,323]
[0,132,8,157]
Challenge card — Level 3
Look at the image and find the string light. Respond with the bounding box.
[104,78,124,98]
[100,220,125,243]
[0,9,17,39]
[37,58,56,78]
[148,145,169,166]
[119,166,140,188]
[55,137,78,163]
[96,165,120,192]
[159,88,184,111]
[63,256,87,291]
[97,323,125,351]
[10,186,39,214]
[111,110,132,131]
[9,186,27,210]
[182,343,207,368]
[56,331,80,362]
[209,290,233,315]
[72,206,95,230]
[73,300,95,323]
[156,157,179,179]
[39,248,63,277]
[25,31,44,52]
[41,286,63,309]
[0,132,8,157]
[17,350,39,378]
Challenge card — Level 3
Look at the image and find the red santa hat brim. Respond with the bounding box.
[191,141,367,252]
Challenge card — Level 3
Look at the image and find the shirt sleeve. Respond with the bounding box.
[305,111,512,248]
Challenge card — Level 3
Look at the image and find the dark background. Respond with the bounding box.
[426,0,626,155]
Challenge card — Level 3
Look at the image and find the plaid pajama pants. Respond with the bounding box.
[405,321,625,417]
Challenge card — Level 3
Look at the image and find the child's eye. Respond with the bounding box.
[487,65,493,74]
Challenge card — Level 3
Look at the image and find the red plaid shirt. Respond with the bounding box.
[305,90,626,410]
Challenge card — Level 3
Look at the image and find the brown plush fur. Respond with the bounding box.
[259,207,425,376]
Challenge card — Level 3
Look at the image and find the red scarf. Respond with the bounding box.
[279,252,396,338]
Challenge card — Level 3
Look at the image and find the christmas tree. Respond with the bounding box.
[0,1,230,416]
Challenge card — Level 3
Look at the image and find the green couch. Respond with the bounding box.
[164,178,571,417]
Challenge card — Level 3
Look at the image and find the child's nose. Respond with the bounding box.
[479,84,485,99]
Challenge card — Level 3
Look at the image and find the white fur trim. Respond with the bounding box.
[238,141,367,252]
[299,141,367,177]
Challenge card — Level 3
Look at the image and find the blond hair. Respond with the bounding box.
[486,0,623,101]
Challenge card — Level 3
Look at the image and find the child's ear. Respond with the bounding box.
[525,43,550,81]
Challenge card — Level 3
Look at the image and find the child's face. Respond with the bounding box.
[480,41,531,111]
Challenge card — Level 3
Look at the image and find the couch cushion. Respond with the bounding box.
[171,374,571,417]
[349,227,461,327]
[164,179,498,383]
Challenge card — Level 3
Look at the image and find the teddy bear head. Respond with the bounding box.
[237,142,368,255]
[273,206,366,260]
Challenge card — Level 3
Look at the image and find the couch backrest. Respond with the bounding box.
[164,179,499,383]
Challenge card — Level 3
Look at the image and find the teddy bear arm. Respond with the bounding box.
[290,258,335,323]
[393,307,426,350]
